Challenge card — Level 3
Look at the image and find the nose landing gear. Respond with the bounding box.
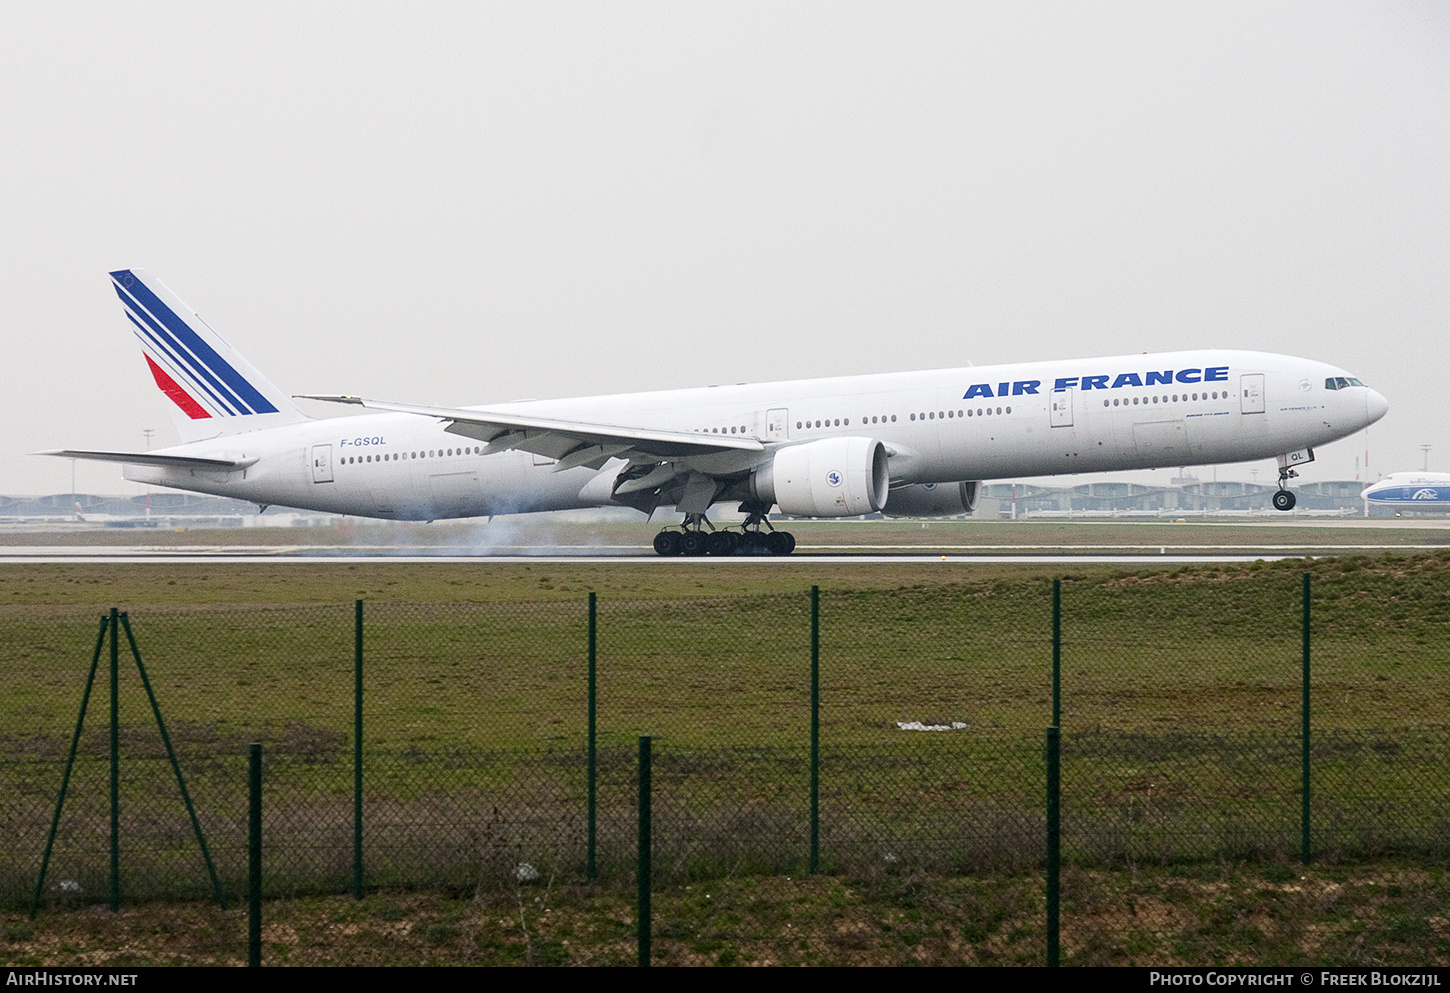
[1272,466,1298,512]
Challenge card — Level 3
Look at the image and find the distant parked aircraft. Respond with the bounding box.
[1362,473,1450,511]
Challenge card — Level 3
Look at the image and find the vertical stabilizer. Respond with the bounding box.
[109,268,309,442]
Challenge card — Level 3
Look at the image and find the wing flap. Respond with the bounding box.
[296,395,764,459]
[553,444,631,473]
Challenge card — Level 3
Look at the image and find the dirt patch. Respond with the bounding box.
[4,862,1447,967]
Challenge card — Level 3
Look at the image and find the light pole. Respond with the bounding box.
[143,429,154,514]
[1422,445,1432,472]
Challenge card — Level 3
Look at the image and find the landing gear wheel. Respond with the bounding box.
[680,530,710,556]
[738,531,765,555]
[653,531,682,556]
[1272,489,1296,512]
[766,530,796,555]
[707,531,739,556]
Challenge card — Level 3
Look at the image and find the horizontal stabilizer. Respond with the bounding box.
[37,449,257,471]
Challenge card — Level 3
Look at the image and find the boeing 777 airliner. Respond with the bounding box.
[44,269,1390,555]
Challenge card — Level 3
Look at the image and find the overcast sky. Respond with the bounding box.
[2,1,1446,496]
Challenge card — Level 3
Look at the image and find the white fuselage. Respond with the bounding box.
[1362,473,1450,509]
[124,349,1388,520]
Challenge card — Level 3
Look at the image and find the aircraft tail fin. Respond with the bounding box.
[108,268,310,442]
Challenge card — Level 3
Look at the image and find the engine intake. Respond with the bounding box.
[882,481,981,517]
[751,437,889,517]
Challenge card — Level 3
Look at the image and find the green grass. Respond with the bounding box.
[2,552,1448,750]
[9,731,1443,911]
[2,551,1448,910]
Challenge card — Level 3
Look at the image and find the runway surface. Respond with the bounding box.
[0,542,1438,565]
[4,516,1446,565]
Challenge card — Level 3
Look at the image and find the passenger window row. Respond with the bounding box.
[790,407,1016,431]
[912,407,1011,420]
[1101,391,1230,408]
[341,447,482,465]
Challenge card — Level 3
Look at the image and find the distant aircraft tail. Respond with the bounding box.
[109,268,309,442]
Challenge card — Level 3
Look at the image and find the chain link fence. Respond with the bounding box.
[3,557,1448,963]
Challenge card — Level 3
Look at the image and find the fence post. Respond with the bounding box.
[1301,572,1311,865]
[637,735,651,968]
[120,613,227,910]
[1052,579,1061,727]
[249,743,262,968]
[588,592,597,882]
[1046,725,1060,967]
[810,585,820,875]
[31,614,108,919]
[1049,581,1062,965]
[354,599,364,900]
[109,606,119,914]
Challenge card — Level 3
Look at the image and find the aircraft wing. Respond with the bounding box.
[295,395,765,466]
[38,450,258,470]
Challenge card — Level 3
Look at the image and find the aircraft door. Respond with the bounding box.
[430,471,481,517]
[766,408,789,441]
[1240,374,1265,414]
[1050,388,1074,428]
[310,444,334,483]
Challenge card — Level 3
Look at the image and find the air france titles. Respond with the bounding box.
[962,367,1230,400]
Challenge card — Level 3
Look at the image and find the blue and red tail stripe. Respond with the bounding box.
[110,270,278,417]
[143,354,212,420]
[121,308,236,417]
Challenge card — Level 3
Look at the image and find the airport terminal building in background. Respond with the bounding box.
[978,479,1392,517]
[0,478,1431,529]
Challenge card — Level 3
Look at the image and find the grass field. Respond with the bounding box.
[2,546,1448,948]
[2,549,1447,747]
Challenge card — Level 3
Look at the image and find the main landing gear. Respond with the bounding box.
[1272,466,1298,512]
[652,509,797,556]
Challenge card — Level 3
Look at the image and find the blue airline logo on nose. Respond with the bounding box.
[963,366,1230,399]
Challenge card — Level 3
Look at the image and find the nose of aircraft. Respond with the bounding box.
[1365,388,1389,425]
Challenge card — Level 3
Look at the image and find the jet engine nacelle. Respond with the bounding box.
[882,481,981,517]
[751,437,890,517]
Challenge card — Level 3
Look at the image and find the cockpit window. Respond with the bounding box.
[1347,377,1364,387]
[1325,378,1339,390]
[1325,376,1366,390]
